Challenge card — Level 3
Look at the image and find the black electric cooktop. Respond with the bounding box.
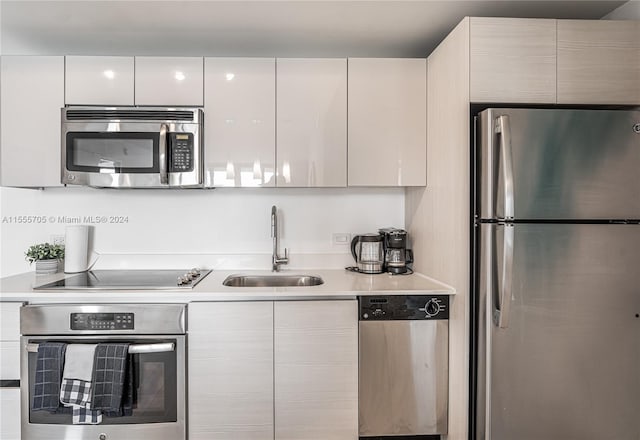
[33,269,211,290]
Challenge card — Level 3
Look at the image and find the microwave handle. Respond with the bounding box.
[159,123,169,185]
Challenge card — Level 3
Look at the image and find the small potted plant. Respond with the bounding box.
[25,243,65,275]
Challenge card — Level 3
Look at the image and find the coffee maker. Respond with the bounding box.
[379,228,413,274]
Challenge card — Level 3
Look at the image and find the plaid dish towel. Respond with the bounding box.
[32,342,66,411]
[91,343,129,412]
[59,344,102,424]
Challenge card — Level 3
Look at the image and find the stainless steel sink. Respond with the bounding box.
[222,274,324,287]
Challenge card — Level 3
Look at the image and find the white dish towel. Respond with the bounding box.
[59,344,102,424]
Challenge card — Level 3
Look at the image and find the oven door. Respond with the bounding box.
[21,335,185,440]
[62,121,202,188]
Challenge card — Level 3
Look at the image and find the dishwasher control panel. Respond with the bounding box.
[359,295,449,320]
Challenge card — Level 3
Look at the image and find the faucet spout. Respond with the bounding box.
[271,205,289,272]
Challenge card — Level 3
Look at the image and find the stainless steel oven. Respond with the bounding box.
[20,304,186,440]
[62,107,203,188]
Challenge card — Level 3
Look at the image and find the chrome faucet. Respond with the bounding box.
[271,205,289,272]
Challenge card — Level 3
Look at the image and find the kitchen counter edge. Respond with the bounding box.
[0,269,455,303]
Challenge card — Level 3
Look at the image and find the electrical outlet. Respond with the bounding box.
[332,233,351,245]
[51,234,65,245]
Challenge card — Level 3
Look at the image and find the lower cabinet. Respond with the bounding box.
[188,300,358,440]
[0,388,21,440]
[188,301,274,440]
[0,302,22,440]
[274,301,358,440]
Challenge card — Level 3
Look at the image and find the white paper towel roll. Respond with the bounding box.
[64,225,89,273]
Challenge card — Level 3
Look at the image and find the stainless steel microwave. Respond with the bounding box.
[62,107,204,188]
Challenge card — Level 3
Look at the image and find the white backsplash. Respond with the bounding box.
[0,186,404,277]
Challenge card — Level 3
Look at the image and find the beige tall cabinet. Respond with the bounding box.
[406,16,640,440]
[557,20,640,104]
[469,18,556,103]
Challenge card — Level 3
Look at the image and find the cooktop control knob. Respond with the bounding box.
[177,276,192,286]
[189,268,200,277]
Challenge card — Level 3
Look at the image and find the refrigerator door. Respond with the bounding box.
[478,108,640,220]
[477,223,640,440]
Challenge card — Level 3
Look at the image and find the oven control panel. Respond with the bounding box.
[70,313,134,330]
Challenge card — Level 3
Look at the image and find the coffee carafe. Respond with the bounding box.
[350,233,385,274]
[379,228,413,274]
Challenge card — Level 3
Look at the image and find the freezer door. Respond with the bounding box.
[477,108,640,220]
[477,223,640,440]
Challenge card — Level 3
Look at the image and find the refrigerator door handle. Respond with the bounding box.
[493,224,514,328]
[495,115,515,220]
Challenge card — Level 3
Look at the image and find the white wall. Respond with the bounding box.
[0,186,404,277]
[602,0,640,19]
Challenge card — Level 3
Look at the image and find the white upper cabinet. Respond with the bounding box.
[1,56,64,187]
[135,57,204,106]
[276,58,347,187]
[557,20,640,105]
[348,58,426,187]
[65,56,134,105]
[204,58,276,187]
[469,17,557,104]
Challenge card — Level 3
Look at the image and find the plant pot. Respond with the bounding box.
[35,259,60,275]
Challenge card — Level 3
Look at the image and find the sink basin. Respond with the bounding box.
[222,274,324,287]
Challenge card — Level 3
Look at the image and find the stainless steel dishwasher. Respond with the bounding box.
[359,295,449,438]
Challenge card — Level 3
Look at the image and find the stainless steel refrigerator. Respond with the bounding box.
[473,108,640,440]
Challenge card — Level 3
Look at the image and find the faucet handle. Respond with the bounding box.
[284,247,289,261]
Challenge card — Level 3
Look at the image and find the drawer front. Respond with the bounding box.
[0,302,21,341]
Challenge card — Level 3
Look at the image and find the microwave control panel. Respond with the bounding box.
[169,133,194,172]
[70,312,135,330]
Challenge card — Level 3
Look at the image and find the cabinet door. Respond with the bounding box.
[0,56,64,187]
[469,17,556,103]
[557,20,640,105]
[348,58,426,186]
[188,302,274,440]
[135,57,204,106]
[274,300,358,440]
[204,58,276,187]
[276,59,347,187]
[0,302,21,381]
[0,388,20,440]
[65,56,134,105]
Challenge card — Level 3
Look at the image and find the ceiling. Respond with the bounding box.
[0,0,627,57]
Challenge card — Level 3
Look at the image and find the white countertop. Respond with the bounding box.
[0,269,455,303]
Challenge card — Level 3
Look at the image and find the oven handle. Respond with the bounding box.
[26,342,174,354]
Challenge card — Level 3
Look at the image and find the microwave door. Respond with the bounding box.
[63,121,166,188]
